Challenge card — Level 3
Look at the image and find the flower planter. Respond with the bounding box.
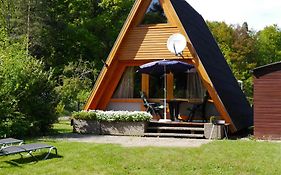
[72,119,147,136]
[72,119,100,134]
[100,121,147,136]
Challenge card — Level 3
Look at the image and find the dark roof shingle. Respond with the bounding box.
[171,0,253,131]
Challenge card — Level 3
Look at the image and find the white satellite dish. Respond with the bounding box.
[167,33,187,55]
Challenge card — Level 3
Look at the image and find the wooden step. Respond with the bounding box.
[144,133,204,138]
[147,126,204,131]
[149,121,205,126]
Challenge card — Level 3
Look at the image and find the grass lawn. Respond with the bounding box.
[50,119,73,134]
[0,120,280,175]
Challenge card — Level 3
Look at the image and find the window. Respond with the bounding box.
[140,0,168,25]
[113,67,141,98]
[149,75,164,98]
[174,69,205,99]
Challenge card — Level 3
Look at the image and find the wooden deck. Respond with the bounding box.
[149,120,205,126]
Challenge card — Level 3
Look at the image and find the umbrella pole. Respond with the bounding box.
[159,64,169,122]
[164,72,167,120]
[163,64,168,120]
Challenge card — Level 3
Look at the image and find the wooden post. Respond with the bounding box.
[167,73,173,99]
[141,74,149,97]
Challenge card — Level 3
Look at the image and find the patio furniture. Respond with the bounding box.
[138,60,194,120]
[0,138,23,149]
[164,98,190,121]
[209,120,229,140]
[140,91,164,118]
[0,143,57,160]
[187,92,210,122]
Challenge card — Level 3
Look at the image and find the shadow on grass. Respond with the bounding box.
[2,153,63,166]
[49,119,73,136]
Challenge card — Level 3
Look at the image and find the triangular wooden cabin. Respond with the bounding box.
[84,0,253,133]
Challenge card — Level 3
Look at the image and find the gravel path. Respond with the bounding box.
[53,134,211,147]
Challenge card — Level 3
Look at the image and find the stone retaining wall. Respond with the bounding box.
[72,119,147,136]
[72,119,100,134]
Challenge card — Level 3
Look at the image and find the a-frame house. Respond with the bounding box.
[84,0,253,133]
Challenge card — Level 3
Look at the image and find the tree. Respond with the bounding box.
[0,0,47,57]
[229,23,256,98]
[255,25,281,66]
[41,0,134,73]
[55,60,98,114]
[207,22,256,99]
[1,0,135,116]
[39,0,134,113]
[207,21,234,60]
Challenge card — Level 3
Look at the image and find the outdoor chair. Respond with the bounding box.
[187,92,210,122]
[140,91,164,118]
[0,143,57,161]
[0,138,23,149]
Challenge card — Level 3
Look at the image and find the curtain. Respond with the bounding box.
[186,69,205,100]
[113,67,134,98]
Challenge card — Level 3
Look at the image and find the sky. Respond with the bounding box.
[186,0,281,31]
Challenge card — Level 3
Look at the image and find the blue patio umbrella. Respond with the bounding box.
[137,60,194,75]
[137,60,194,121]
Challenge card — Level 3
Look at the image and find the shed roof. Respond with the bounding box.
[253,61,281,78]
[171,0,253,130]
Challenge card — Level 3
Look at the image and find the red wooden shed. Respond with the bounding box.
[253,62,281,139]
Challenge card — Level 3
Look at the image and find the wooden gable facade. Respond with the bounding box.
[84,0,253,133]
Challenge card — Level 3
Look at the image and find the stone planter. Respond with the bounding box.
[204,123,224,139]
[72,119,147,136]
[72,119,100,134]
[100,121,147,136]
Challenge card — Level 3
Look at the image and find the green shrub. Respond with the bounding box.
[72,110,152,122]
[0,31,58,137]
[72,111,97,120]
